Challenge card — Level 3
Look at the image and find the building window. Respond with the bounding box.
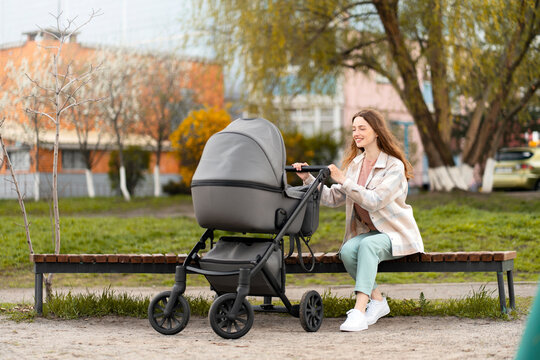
[62,150,86,170]
[300,121,315,136]
[320,108,335,133]
[7,149,30,170]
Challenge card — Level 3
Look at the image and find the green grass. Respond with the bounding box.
[0,287,532,322]
[0,195,192,217]
[0,191,539,288]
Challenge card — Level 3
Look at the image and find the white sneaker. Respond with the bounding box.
[340,309,368,332]
[365,298,390,325]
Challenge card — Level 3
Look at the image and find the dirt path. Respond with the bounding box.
[1,282,534,359]
[0,313,525,359]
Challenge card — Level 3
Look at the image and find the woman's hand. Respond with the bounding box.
[328,164,346,184]
[292,162,310,181]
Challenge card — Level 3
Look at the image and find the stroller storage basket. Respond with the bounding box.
[199,237,282,296]
[285,185,321,236]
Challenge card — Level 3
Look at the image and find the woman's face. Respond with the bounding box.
[352,116,378,149]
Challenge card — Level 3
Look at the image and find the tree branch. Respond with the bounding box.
[503,79,540,121]
[0,119,34,254]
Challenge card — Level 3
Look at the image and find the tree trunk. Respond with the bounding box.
[119,165,130,201]
[115,133,131,201]
[425,0,452,145]
[85,168,96,198]
[45,274,54,300]
[373,0,468,191]
[52,122,60,254]
[481,158,496,193]
[154,149,162,197]
[33,172,40,202]
[153,165,161,197]
[33,133,40,201]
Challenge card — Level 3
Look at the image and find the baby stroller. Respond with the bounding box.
[148,118,329,339]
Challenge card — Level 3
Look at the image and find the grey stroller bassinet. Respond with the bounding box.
[148,118,330,339]
[191,117,310,234]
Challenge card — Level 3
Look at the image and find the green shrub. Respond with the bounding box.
[108,146,151,195]
[163,180,191,195]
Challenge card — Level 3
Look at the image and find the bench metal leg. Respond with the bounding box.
[35,272,43,315]
[507,270,515,310]
[496,271,507,314]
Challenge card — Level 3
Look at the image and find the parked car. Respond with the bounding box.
[492,147,540,191]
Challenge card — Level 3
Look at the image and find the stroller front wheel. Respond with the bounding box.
[299,290,324,332]
[209,293,254,339]
[148,291,190,335]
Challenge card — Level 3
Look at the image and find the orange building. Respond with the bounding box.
[0,31,224,198]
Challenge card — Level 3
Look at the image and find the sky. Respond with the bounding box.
[0,0,213,58]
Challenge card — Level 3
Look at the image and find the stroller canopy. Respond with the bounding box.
[192,118,286,189]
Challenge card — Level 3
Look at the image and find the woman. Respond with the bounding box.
[293,109,423,332]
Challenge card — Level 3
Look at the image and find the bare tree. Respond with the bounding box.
[66,59,108,198]
[94,48,144,201]
[3,55,55,201]
[24,9,103,297]
[140,53,191,197]
[0,119,34,254]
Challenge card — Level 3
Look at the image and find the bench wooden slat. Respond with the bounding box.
[152,254,166,263]
[177,254,188,264]
[468,252,482,262]
[320,252,339,264]
[81,254,96,263]
[405,253,421,262]
[68,255,81,263]
[443,253,457,262]
[430,253,445,262]
[118,254,131,263]
[141,254,153,264]
[456,252,469,261]
[107,255,119,263]
[30,254,43,263]
[95,254,108,263]
[493,251,517,261]
[165,253,178,264]
[420,253,432,262]
[44,255,57,263]
[56,254,68,262]
[481,252,494,261]
[129,254,143,264]
[285,252,326,265]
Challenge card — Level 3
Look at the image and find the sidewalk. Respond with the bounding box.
[1,281,537,304]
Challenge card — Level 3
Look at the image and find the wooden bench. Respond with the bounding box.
[30,251,516,315]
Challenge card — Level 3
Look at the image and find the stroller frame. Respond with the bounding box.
[148,166,329,339]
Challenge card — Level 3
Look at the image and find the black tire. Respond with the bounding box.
[208,293,254,339]
[299,290,323,332]
[148,291,190,335]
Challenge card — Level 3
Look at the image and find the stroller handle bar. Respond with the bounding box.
[285,165,329,173]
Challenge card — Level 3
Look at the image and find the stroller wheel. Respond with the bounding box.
[148,291,190,335]
[299,290,324,332]
[209,293,254,339]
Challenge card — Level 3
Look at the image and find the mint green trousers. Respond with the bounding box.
[339,231,402,296]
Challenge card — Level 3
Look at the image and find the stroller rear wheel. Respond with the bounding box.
[209,293,254,339]
[148,291,190,335]
[299,290,324,332]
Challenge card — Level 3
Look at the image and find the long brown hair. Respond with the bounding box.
[342,109,414,180]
